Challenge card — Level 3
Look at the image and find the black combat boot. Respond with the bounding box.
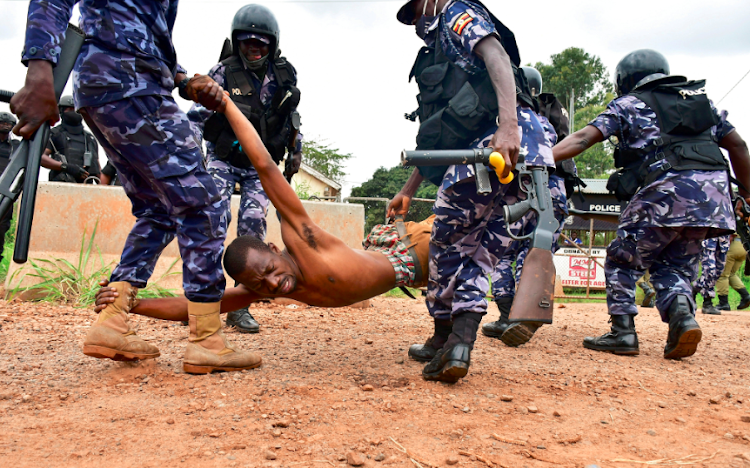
[717,295,731,311]
[664,295,702,359]
[423,312,481,383]
[408,318,452,362]
[701,299,721,315]
[737,288,750,310]
[481,297,513,338]
[582,314,639,355]
[226,307,260,333]
[640,283,656,308]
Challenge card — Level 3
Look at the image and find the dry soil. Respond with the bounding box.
[1,297,749,467]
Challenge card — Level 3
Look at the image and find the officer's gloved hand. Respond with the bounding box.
[61,162,89,182]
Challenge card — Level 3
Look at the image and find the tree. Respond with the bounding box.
[533,47,613,111]
[351,166,437,232]
[301,138,352,184]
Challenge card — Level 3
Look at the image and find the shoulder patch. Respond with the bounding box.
[452,12,474,35]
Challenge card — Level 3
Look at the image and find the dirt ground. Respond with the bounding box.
[1,296,750,468]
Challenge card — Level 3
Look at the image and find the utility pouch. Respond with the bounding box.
[606,166,642,202]
[417,62,450,105]
[444,82,489,134]
[203,113,228,145]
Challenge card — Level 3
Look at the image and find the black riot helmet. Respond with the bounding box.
[231,4,280,57]
[0,112,17,126]
[59,95,75,111]
[615,49,670,97]
[521,66,543,98]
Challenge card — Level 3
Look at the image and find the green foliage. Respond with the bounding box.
[350,165,438,232]
[8,221,178,306]
[302,138,352,184]
[571,103,616,178]
[293,179,319,200]
[533,47,613,110]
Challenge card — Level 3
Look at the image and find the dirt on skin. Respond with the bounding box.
[1,297,750,467]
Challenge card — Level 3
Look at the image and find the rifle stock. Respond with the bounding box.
[503,162,558,325]
[0,23,84,263]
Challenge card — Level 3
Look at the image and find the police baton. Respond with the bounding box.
[0,23,84,263]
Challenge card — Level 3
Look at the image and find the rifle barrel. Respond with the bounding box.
[0,90,14,104]
[401,148,493,167]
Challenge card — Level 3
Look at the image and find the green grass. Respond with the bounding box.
[5,220,178,306]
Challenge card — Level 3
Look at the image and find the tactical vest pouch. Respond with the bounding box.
[606,165,642,202]
[444,82,490,134]
[417,62,450,105]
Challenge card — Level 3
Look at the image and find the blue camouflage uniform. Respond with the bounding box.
[491,115,567,299]
[188,63,303,241]
[694,234,731,300]
[591,96,735,322]
[424,1,554,321]
[23,0,227,302]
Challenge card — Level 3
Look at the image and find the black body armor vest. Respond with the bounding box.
[0,138,19,175]
[202,53,300,168]
[48,124,98,183]
[409,0,534,186]
[606,77,727,201]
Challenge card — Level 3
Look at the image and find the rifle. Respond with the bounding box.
[401,148,558,328]
[283,110,301,184]
[400,147,513,194]
[0,24,85,263]
[568,207,620,224]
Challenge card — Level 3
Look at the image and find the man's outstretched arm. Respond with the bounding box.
[94,280,263,321]
[212,87,315,236]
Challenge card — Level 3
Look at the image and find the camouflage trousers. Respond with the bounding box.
[427,176,516,321]
[694,235,731,299]
[83,95,227,303]
[606,226,709,322]
[491,174,568,299]
[206,156,270,240]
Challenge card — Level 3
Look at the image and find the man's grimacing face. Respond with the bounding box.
[236,247,298,296]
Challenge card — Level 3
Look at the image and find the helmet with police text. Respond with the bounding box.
[231,4,280,57]
[615,49,670,97]
[521,66,543,98]
[0,112,16,126]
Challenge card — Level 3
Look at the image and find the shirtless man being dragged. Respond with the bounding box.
[95,87,433,334]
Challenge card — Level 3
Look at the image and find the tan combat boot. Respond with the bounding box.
[183,301,262,374]
[82,281,160,361]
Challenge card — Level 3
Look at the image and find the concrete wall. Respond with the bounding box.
[5,182,364,293]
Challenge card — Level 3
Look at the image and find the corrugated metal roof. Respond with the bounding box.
[575,179,611,195]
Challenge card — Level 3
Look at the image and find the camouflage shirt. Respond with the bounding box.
[23,0,187,109]
[589,95,736,232]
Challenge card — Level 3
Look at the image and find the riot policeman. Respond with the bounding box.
[44,96,101,183]
[553,49,750,359]
[188,4,303,334]
[388,0,554,383]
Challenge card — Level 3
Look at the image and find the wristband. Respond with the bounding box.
[177,77,190,100]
